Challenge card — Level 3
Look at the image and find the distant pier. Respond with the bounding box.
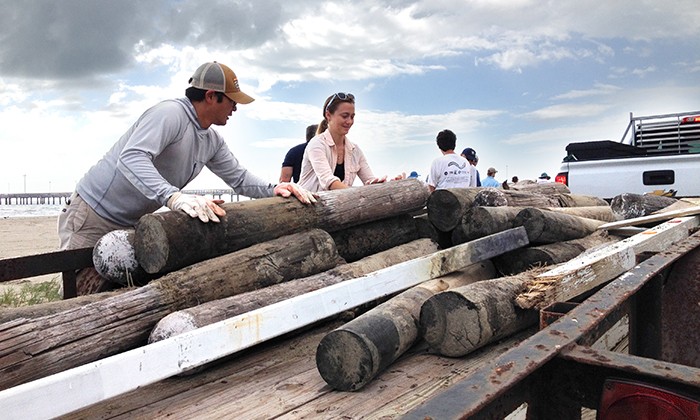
[0,189,249,205]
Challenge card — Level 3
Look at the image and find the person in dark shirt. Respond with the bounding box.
[280,124,318,182]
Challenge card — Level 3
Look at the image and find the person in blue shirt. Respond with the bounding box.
[481,167,501,187]
[280,124,318,182]
[461,147,481,187]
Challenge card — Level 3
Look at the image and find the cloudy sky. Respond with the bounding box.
[1,0,699,194]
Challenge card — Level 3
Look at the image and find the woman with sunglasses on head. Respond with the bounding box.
[298,92,404,192]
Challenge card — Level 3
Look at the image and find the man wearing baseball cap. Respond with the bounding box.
[58,61,315,294]
[460,147,482,187]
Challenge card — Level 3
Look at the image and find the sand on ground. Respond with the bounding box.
[0,216,62,292]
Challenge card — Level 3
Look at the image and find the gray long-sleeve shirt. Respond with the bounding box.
[76,98,274,226]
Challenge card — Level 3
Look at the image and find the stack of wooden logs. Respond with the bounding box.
[0,178,696,399]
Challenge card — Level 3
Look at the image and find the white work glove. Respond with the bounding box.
[167,192,226,223]
[274,182,317,204]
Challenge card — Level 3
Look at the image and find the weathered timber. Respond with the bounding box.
[0,229,341,391]
[135,178,429,274]
[472,188,562,208]
[420,270,541,357]
[610,192,678,220]
[0,228,530,416]
[509,182,570,194]
[75,267,118,296]
[516,216,700,309]
[514,207,605,244]
[556,193,609,207]
[451,206,524,245]
[93,229,154,286]
[599,205,700,230]
[413,214,440,244]
[0,291,125,324]
[426,188,481,232]
[492,232,619,276]
[544,205,616,222]
[149,238,439,344]
[329,214,421,262]
[315,261,497,391]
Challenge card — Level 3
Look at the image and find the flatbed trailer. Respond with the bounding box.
[1,223,699,418]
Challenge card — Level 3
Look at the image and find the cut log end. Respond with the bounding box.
[92,230,138,285]
[316,330,377,391]
[134,213,172,274]
[148,311,199,343]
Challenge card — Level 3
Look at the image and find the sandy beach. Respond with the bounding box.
[0,216,62,290]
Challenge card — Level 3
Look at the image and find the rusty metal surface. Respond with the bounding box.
[661,244,700,367]
[403,231,700,420]
[0,247,93,282]
[540,301,579,329]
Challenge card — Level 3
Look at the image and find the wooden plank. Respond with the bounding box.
[516,216,699,309]
[598,205,700,230]
[0,227,529,419]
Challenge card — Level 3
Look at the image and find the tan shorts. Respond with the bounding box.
[57,193,127,250]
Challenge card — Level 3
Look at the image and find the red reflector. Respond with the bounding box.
[555,172,568,186]
[599,379,700,420]
[681,116,700,124]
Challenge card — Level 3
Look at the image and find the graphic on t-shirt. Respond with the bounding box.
[447,161,467,169]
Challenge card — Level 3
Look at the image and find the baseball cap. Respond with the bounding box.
[189,62,254,104]
[408,171,420,178]
[487,167,497,175]
[461,147,477,162]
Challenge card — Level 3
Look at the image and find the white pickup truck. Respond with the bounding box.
[556,110,700,200]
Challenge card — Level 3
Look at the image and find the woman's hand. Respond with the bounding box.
[367,176,388,185]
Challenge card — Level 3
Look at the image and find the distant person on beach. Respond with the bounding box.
[58,62,315,293]
[481,167,500,187]
[512,176,519,183]
[537,172,552,184]
[279,124,318,183]
[460,147,482,187]
[427,129,477,192]
[298,92,404,191]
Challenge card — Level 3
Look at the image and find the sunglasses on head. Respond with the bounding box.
[326,92,355,112]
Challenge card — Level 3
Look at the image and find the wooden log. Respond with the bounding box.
[610,193,679,220]
[514,207,605,244]
[451,206,524,245]
[92,229,155,286]
[0,228,529,417]
[492,232,619,276]
[0,229,342,390]
[510,182,570,195]
[413,214,440,244]
[472,188,562,208]
[135,178,429,274]
[0,291,125,324]
[149,239,439,344]
[556,194,609,207]
[426,188,480,232]
[419,270,541,357]
[544,205,616,222]
[329,214,421,263]
[515,216,700,309]
[315,261,497,391]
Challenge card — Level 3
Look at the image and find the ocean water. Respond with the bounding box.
[0,204,65,219]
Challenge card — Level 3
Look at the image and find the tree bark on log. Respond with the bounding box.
[149,238,440,345]
[426,188,481,232]
[544,206,616,222]
[135,178,429,274]
[315,261,497,391]
[514,207,606,244]
[556,194,609,207]
[472,188,562,208]
[510,182,570,194]
[492,232,619,276]
[0,229,342,390]
[451,206,524,245]
[329,214,421,262]
[610,193,678,220]
[419,271,541,357]
[0,291,125,324]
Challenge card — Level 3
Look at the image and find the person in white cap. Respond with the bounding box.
[58,62,316,292]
